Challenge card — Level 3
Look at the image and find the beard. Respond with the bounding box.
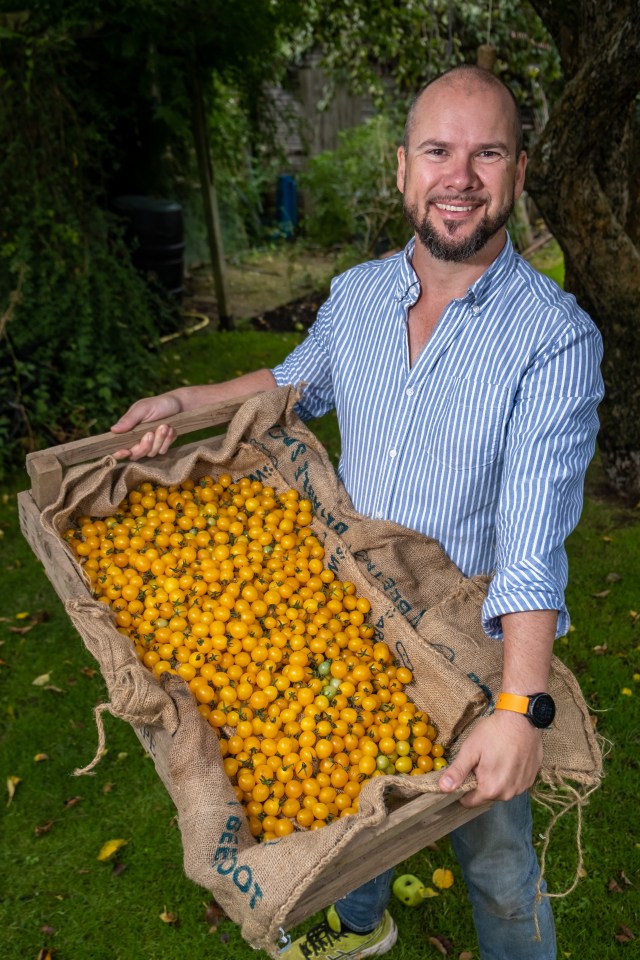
[404,193,514,262]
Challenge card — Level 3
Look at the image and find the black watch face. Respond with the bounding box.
[530,694,555,728]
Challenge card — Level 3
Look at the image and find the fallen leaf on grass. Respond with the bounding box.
[112,861,128,877]
[7,774,21,805]
[36,949,55,960]
[159,907,179,925]
[32,673,51,687]
[40,925,55,937]
[605,572,623,583]
[34,753,49,762]
[35,820,55,836]
[204,897,228,932]
[608,874,630,894]
[592,590,610,599]
[458,953,474,960]
[7,610,49,634]
[618,870,632,887]
[97,838,127,861]
[80,666,98,678]
[592,644,608,655]
[428,934,453,955]
[615,924,636,943]
[432,868,455,889]
[63,796,82,810]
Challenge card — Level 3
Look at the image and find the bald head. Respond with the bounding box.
[404,66,524,157]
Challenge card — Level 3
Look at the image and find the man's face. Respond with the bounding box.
[397,80,527,263]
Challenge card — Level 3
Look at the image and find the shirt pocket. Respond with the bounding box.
[424,377,509,471]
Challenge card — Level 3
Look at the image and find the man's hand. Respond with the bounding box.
[438,709,543,808]
[109,368,279,460]
[110,393,183,460]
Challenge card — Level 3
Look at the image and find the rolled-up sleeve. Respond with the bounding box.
[482,320,604,639]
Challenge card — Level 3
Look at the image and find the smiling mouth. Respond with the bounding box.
[434,201,481,213]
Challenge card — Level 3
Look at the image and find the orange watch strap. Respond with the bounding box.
[495,692,530,715]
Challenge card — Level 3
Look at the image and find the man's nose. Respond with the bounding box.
[443,154,481,191]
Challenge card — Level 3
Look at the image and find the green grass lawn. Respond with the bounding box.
[2,284,639,958]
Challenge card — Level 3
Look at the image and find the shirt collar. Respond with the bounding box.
[395,233,517,305]
[394,238,421,302]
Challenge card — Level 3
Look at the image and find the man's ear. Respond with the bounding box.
[396,145,406,194]
[514,150,527,201]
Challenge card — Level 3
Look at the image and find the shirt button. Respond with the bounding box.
[406,387,414,397]
[472,304,480,315]
[389,449,397,458]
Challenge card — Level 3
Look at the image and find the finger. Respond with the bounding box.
[110,409,144,433]
[129,427,174,460]
[124,432,156,461]
[149,425,173,457]
[458,788,490,809]
[158,427,176,455]
[110,419,131,434]
[438,752,477,793]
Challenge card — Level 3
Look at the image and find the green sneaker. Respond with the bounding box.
[282,905,397,960]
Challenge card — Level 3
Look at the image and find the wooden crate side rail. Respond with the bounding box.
[17,490,89,602]
[25,391,262,510]
[282,793,493,929]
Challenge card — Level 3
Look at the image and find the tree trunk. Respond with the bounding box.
[526,0,640,497]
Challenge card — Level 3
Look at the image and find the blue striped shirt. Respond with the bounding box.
[272,236,604,638]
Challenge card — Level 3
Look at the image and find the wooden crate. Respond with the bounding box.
[18,395,491,929]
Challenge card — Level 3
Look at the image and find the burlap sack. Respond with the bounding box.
[39,385,601,954]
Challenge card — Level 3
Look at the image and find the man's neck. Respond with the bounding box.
[411,230,507,301]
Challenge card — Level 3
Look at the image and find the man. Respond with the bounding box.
[112,66,604,960]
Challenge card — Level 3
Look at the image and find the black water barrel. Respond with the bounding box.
[113,195,185,300]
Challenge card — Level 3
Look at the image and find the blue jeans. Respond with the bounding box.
[335,792,556,960]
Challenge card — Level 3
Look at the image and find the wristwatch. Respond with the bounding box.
[495,692,556,728]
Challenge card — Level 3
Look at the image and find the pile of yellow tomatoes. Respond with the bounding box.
[63,472,447,841]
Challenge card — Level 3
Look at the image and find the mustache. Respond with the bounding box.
[428,194,487,205]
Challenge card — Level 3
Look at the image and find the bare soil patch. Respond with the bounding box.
[182,245,341,331]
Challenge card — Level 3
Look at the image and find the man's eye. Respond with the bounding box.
[477,150,506,162]
[426,149,447,158]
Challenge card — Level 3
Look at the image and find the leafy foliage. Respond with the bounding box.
[0,1,305,477]
[292,0,561,115]
[204,74,289,255]
[0,23,165,477]
[300,116,410,257]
